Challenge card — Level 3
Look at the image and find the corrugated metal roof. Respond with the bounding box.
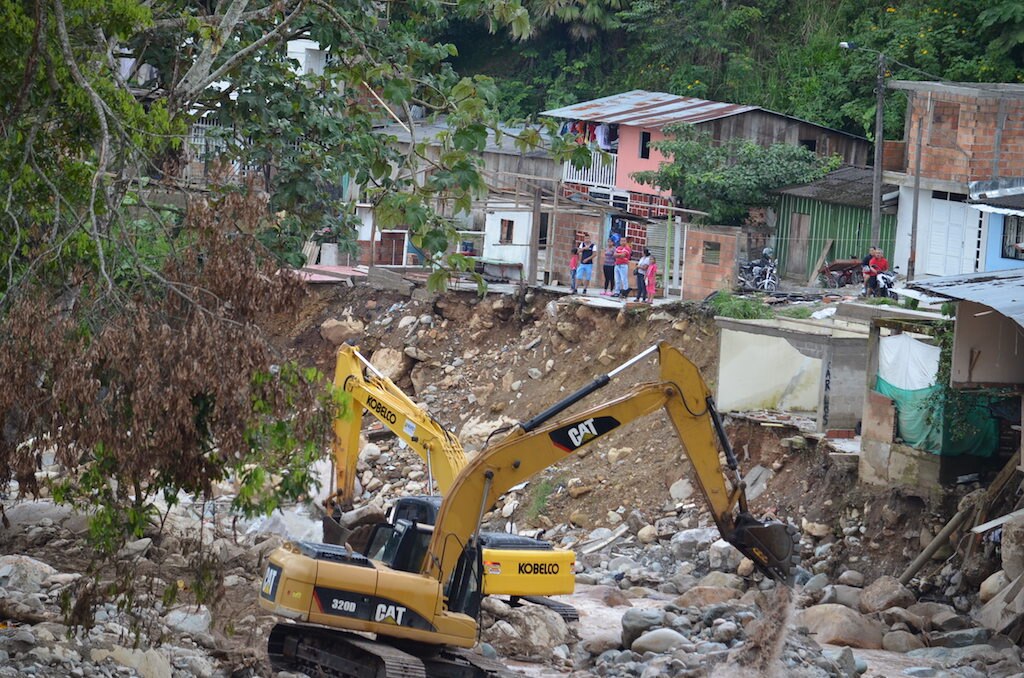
[776,166,897,210]
[910,268,1024,330]
[541,90,756,127]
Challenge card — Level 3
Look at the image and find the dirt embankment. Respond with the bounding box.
[275,284,949,584]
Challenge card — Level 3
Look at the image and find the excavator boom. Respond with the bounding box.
[424,342,800,586]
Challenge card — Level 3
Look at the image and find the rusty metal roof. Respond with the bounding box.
[542,90,757,127]
[910,268,1024,330]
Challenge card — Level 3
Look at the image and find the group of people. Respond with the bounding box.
[861,246,889,297]
[569,232,657,303]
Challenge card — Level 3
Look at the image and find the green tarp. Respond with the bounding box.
[875,376,997,457]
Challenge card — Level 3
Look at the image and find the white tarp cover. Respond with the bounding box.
[878,333,940,391]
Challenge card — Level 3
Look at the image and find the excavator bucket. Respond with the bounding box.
[727,513,802,586]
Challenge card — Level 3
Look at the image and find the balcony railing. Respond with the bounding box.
[563,150,617,188]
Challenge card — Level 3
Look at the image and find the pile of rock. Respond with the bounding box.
[0,553,238,678]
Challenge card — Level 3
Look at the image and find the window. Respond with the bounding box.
[499,219,514,244]
[538,213,549,246]
[640,131,651,160]
[931,191,968,203]
[1002,215,1024,260]
[702,241,721,265]
[799,139,818,153]
[931,102,960,148]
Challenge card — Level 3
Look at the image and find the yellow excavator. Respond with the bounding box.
[260,342,801,677]
[322,344,576,610]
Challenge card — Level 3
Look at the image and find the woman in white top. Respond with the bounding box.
[634,249,651,302]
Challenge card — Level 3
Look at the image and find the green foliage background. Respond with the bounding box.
[443,0,1024,138]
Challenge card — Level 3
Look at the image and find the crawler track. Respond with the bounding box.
[268,623,514,678]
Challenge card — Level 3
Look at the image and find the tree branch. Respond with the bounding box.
[53,0,114,292]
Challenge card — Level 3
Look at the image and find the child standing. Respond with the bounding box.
[569,247,579,294]
[645,255,658,303]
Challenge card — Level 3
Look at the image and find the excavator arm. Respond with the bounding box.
[327,344,467,512]
[425,342,801,586]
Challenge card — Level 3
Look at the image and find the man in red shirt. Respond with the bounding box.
[867,249,889,297]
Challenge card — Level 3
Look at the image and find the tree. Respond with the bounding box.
[0,0,563,624]
[633,125,838,226]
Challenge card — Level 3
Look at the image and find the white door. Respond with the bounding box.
[926,198,967,276]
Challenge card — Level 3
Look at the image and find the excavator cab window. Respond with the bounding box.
[369,519,433,574]
[445,544,482,618]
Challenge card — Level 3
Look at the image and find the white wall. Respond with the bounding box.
[894,187,983,277]
[483,209,533,267]
[717,329,821,414]
[355,204,376,241]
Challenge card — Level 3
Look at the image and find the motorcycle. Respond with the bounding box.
[738,257,779,292]
[875,266,899,299]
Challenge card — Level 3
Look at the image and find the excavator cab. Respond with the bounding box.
[364,519,433,574]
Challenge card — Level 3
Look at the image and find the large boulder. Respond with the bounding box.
[370,347,410,383]
[481,602,569,660]
[980,570,1010,604]
[320,317,364,345]
[820,584,863,610]
[669,527,719,560]
[674,586,741,608]
[708,539,743,572]
[798,604,884,649]
[621,608,666,649]
[859,576,915,613]
[1002,515,1024,579]
[882,630,924,652]
[0,555,58,594]
[698,571,745,590]
[631,628,690,654]
[459,414,516,452]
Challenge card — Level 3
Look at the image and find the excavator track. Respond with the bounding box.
[511,595,580,623]
[268,623,514,678]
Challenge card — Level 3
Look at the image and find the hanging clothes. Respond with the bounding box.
[595,123,612,151]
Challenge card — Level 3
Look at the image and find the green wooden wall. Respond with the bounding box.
[774,195,897,280]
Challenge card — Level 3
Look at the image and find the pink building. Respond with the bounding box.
[542,90,870,298]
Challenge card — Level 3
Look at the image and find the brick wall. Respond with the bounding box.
[903,89,1024,183]
[682,227,739,301]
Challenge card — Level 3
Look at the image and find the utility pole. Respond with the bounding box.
[527,187,542,285]
[871,51,886,248]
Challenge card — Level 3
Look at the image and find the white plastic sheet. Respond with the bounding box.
[878,333,940,391]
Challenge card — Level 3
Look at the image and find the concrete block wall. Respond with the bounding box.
[682,227,739,301]
[902,90,1024,184]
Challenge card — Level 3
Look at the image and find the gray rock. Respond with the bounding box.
[882,630,925,652]
[798,604,883,649]
[698,571,744,590]
[928,627,990,648]
[823,646,858,678]
[669,478,694,501]
[803,573,829,594]
[669,527,718,560]
[164,606,212,636]
[820,584,862,610]
[859,576,915,613]
[712,621,740,643]
[621,608,666,649]
[902,669,939,677]
[0,556,58,594]
[708,539,743,572]
[837,570,864,587]
[1002,514,1024,579]
[631,628,688,654]
[929,609,969,632]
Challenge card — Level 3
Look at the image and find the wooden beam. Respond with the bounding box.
[807,238,834,286]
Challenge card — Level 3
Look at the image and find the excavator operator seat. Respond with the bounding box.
[367,519,434,574]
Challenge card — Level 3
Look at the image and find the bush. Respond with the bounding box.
[705,291,775,319]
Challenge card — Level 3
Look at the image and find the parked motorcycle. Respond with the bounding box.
[738,256,779,292]
[875,266,899,299]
